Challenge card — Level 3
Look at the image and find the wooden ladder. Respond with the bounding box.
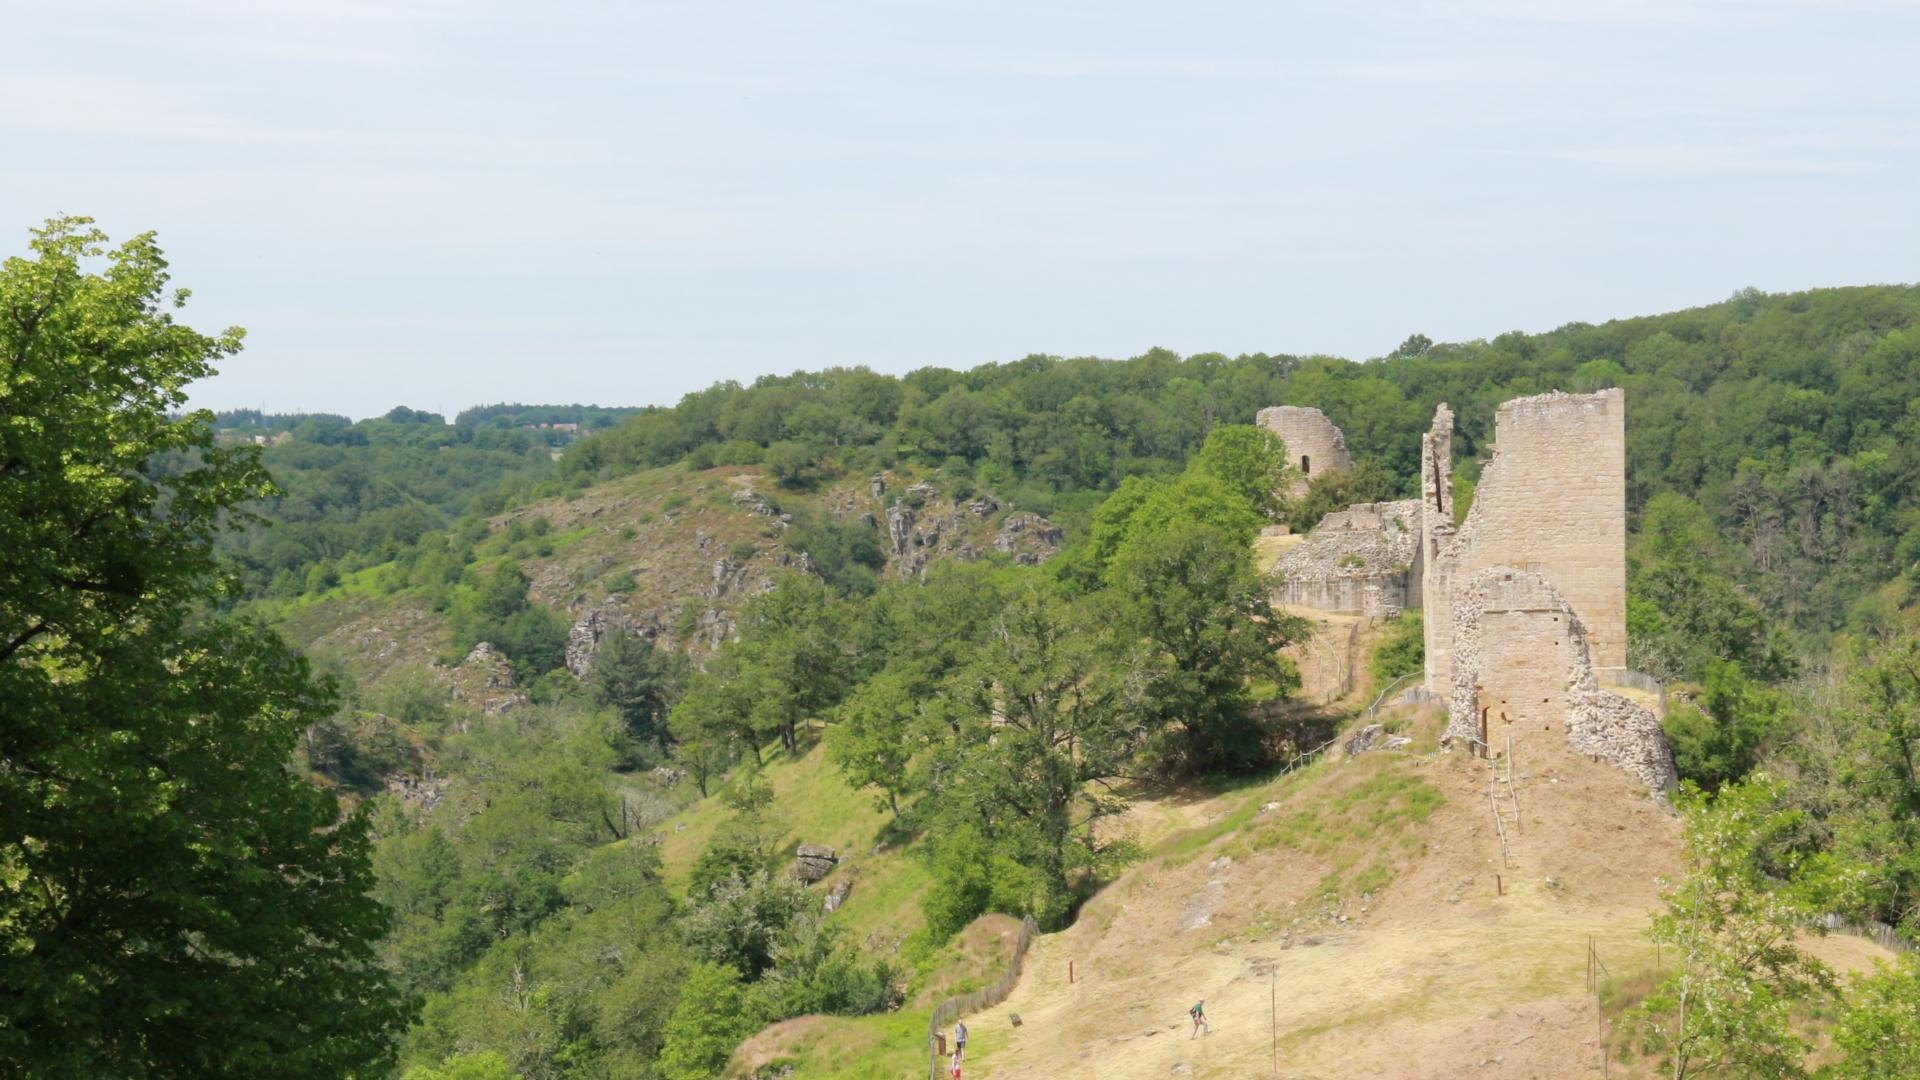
[1488,731,1522,869]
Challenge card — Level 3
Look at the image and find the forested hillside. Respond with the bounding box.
[253,285,1920,652]
[227,283,1920,1079]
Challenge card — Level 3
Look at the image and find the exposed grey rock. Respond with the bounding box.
[793,843,838,883]
[731,488,778,517]
[824,878,853,912]
[1343,723,1386,756]
[566,604,656,677]
[885,500,914,556]
[869,475,886,499]
[994,512,1064,558]
[966,496,999,515]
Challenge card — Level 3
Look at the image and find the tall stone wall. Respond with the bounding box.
[1419,403,1456,691]
[1421,390,1628,691]
[1447,567,1676,792]
[1257,405,1352,498]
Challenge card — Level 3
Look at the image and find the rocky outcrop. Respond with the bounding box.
[731,488,781,520]
[1343,723,1386,756]
[885,501,915,557]
[448,642,530,715]
[792,844,837,883]
[565,604,659,677]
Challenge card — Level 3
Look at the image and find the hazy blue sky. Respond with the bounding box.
[5,0,1917,418]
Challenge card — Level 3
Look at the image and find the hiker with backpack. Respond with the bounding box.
[1189,998,1209,1039]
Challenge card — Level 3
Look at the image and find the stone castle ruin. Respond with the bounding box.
[1271,499,1422,618]
[1267,388,1677,792]
[1257,405,1352,498]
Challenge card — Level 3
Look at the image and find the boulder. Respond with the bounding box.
[1342,723,1386,756]
[792,843,837,883]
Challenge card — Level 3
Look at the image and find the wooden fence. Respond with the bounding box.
[927,915,1041,1080]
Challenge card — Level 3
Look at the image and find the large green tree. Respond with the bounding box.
[1110,520,1307,772]
[0,218,406,1075]
[921,571,1135,927]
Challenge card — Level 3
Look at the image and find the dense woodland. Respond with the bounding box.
[8,218,1920,1079]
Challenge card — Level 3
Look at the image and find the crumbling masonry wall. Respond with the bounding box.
[1257,405,1352,498]
[1419,403,1456,687]
[1421,390,1628,693]
[1447,568,1676,792]
[1273,499,1423,615]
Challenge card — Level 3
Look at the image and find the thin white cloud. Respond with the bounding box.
[1327,57,1600,86]
[1552,144,1875,175]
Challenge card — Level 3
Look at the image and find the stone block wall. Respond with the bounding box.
[1422,390,1628,690]
[1257,405,1352,498]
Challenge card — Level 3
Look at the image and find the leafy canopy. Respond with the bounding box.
[0,217,407,1076]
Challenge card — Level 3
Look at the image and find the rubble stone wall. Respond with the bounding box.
[1447,567,1676,791]
[1257,405,1352,498]
[1272,499,1422,615]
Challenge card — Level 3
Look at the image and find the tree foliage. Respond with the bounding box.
[1630,779,1842,1080]
[0,218,406,1076]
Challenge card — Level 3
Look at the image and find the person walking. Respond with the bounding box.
[1189,998,1209,1039]
[954,1019,968,1061]
[950,1045,962,1079]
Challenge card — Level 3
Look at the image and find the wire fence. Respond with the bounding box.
[1365,670,1422,720]
[927,914,1041,1080]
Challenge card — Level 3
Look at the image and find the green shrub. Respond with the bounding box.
[765,440,828,490]
[1369,609,1424,685]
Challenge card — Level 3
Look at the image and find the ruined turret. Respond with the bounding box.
[1256,405,1352,498]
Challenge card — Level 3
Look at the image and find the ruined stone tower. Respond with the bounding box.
[1420,389,1629,692]
[1416,388,1669,790]
[1257,405,1352,498]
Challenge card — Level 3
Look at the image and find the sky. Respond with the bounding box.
[4,0,1918,419]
